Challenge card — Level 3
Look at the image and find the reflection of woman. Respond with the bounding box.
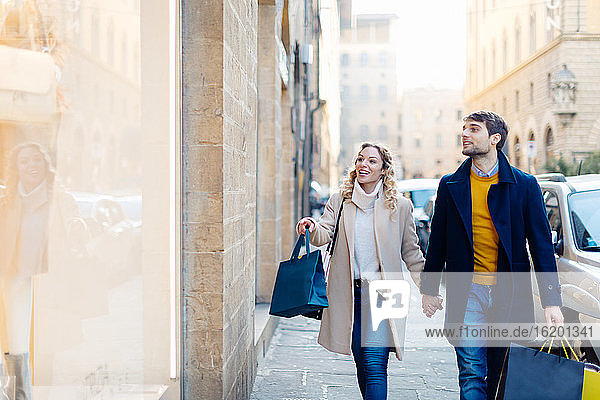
[0,143,76,400]
[296,143,425,399]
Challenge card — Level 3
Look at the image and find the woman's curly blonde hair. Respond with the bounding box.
[340,142,399,213]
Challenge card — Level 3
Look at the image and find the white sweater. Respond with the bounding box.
[352,179,382,281]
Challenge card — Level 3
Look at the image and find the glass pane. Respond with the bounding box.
[0,0,173,397]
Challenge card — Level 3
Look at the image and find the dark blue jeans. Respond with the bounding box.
[351,286,391,400]
[454,282,506,400]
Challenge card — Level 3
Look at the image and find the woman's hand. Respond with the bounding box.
[297,218,315,235]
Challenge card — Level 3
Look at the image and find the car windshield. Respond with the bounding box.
[568,189,600,251]
[411,189,436,208]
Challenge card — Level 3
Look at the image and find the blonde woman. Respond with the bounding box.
[297,143,424,400]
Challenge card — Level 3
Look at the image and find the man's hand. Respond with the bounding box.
[422,294,443,318]
[544,306,564,327]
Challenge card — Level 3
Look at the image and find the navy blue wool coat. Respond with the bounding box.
[420,151,562,336]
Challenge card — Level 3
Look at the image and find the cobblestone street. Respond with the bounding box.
[251,284,459,400]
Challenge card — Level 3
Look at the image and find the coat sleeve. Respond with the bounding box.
[420,177,448,296]
[524,176,562,307]
[295,193,340,247]
[399,199,425,288]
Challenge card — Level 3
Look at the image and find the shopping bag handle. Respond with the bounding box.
[539,336,580,362]
[291,231,311,260]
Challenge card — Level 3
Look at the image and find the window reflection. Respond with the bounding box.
[0,0,167,397]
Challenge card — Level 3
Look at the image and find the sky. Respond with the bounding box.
[353,0,466,90]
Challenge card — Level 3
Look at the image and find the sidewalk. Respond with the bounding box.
[251,283,459,400]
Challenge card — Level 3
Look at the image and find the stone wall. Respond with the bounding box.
[181,0,258,398]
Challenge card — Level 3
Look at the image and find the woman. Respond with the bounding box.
[297,143,424,400]
[0,142,77,400]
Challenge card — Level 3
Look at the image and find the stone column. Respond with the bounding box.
[256,0,283,303]
[181,0,258,398]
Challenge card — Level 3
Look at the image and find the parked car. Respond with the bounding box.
[532,173,600,363]
[396,178,439,255]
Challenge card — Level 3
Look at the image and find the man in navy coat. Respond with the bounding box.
[420,110,563,400]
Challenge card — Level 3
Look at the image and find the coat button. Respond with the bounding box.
[548,284,553,290]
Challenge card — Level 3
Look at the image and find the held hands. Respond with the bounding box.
[297,218,315,235]
[422,294,444,318]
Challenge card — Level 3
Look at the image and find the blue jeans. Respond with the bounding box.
[454,282,506,400]
[351,286,391,400]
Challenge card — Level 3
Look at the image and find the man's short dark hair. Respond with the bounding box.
[464,110,509,151]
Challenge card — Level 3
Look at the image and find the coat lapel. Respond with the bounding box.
[343,198,356,272]
[447,159,473,247]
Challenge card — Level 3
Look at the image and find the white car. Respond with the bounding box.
[396,178,439,254]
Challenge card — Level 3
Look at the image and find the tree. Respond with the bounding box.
[544,151,600,175]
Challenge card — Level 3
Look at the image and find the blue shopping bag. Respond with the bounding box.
[495,342,584,400]
[269,231,328,318]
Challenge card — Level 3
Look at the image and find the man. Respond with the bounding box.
[420,111,563,400]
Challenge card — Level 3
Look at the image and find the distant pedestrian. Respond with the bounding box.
[420,110,563,400]
[297,142,424,400]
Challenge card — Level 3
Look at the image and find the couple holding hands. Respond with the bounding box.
[296,111,563,400]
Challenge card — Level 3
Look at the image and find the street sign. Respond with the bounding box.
[526,140,537,158]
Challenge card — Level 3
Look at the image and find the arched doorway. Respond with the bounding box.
[528,130,536,173]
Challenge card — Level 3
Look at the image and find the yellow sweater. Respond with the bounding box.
[471,170,499,285]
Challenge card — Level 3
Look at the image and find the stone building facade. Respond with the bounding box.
[183,0,340,398]
[466,0,600,172]
[398,88,465,179]
[339,13,401,173]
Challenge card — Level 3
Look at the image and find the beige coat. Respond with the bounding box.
[301,186,424,360]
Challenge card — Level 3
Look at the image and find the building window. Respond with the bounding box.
[502,96,507,115]
[515,21,521,64]
[359,85,369,102]
[341,85,350,101]
[0,0,177,391]
[515,90,520,112]
[397,135,402,148]
[529,82,534,105]
[107,18,115,66]
[547,73,552,98]
[456,109,463,121]
[546,7,555,42]
[360,53,368,66]
[377,125,388,140]
[121,33,128,75]
[341,53,349,66]
[378,52,388,67]
[359,125,369,140]
[435,109,443,122]
[457,134,462,146]
[436,134,443,147]
[415,138,421,148]
[378,85,388,101]
[91,14,99,53]
[529,12,536,54]
[397,114,403,130]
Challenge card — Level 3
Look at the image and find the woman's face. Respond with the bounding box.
[17,146,46,189]
[355,146,384,185]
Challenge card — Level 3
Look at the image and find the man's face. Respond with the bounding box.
[461,119,500,157]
